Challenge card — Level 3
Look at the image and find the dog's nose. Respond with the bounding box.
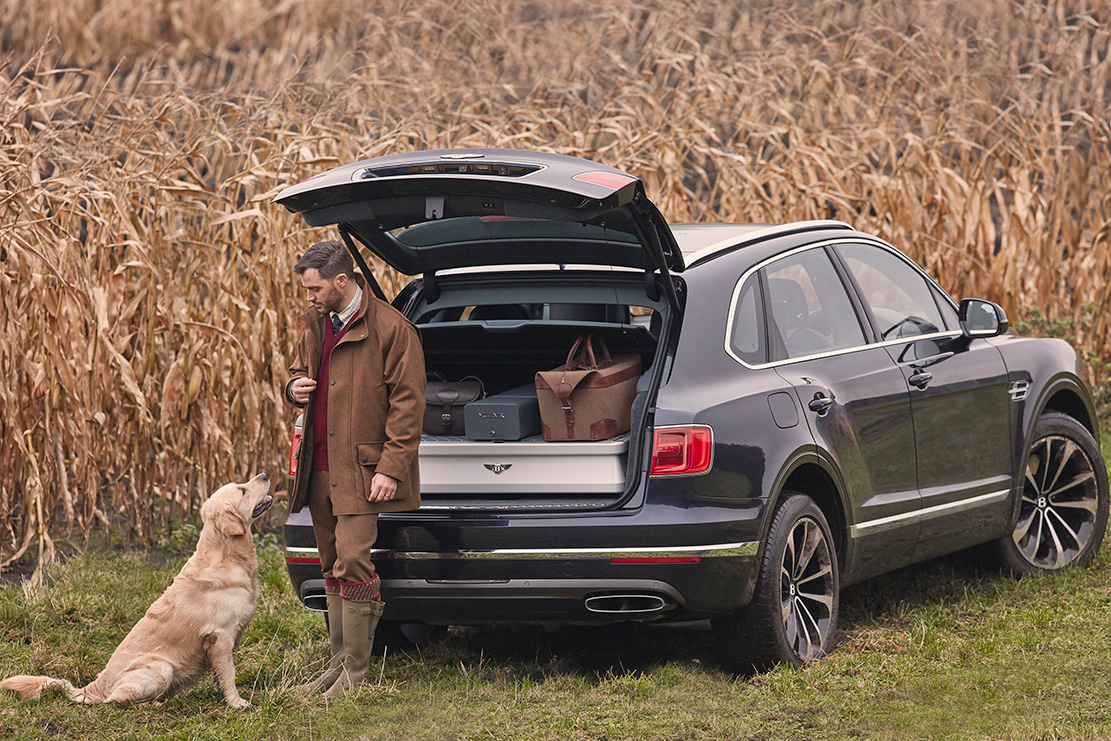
[257,473,269,484]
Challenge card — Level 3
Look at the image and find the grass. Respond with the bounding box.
[3,525,1111,740]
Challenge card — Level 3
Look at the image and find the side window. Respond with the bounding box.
[728,274,766,364]
[764,248,866,361]
[837,243,947,340]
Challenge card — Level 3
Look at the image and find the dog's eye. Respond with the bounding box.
[239,487,247,495]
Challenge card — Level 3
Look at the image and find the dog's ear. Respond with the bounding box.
[213,504,247,536]
[200,498,247,537]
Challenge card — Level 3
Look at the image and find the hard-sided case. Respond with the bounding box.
[464,384,542,441]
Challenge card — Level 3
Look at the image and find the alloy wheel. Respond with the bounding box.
[1013,434,1100,570]
[779,516,835,661]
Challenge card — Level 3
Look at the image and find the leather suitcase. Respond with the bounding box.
[464,385,542,441]
[535,334,642,441]
[423,377,484,435]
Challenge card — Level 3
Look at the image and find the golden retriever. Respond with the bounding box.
[1,473,272,708]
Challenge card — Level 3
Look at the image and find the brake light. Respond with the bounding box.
[288,418,303,479]
[650,426,713,476]
[572,171,638,190]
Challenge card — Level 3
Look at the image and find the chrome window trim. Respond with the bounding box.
[723,238,962,370]
[849,489,1010,538]
[286,541,759,561]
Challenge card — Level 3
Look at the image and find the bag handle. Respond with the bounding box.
[459,375,486,398]
[564,333,612,371]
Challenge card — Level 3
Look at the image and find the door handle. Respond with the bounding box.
[808,393,834,414]
[908,369,933,389]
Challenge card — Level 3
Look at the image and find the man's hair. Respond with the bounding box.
[294,240,355,280]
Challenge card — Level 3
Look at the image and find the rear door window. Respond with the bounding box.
[763,248,867,361]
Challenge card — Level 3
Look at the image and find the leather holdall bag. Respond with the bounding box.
[424,375,485,435]
[534,334,642,441]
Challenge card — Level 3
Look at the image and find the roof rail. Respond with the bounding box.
[683,220,854,268]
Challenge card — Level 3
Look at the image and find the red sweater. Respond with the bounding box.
[311,317,348,471]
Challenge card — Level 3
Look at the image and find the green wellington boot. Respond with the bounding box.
[299,593,345,694]
[323,598,385,699]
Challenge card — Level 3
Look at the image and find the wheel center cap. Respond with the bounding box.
[1037,496,1048,510]
[788,583,797,598]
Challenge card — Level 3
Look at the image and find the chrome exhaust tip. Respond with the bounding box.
[303,593,328,612]
[584,594,669,614]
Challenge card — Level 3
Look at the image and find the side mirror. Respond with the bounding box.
[958,298,1008,338]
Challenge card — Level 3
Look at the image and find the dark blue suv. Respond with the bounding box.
[275,149,1107,672]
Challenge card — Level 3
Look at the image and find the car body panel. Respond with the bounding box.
[887,335,1017,563]
[775,349,921,582]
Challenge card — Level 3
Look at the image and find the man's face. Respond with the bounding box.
[300,268,347,316]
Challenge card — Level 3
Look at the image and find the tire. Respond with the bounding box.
[995,412,1109,575]
[712,492,839,673]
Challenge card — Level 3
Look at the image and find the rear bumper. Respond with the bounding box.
[289,571,693,623]
[285,517,761,623]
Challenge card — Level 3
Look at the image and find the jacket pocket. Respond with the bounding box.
[357,441,385,467]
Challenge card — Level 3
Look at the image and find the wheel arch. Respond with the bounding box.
[1039,384,1097,439]
[1016,377,1102,509]
[996,334,1101,443]
[776,459,848,575]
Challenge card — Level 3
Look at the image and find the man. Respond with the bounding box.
[285,240,425,699]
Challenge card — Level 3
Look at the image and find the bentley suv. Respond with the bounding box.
[275,149,1107,671]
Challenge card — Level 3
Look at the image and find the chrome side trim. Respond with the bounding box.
[285,541,759,561]
[850,489,1010,537]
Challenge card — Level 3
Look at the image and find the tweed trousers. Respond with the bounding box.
[307,469,380,588]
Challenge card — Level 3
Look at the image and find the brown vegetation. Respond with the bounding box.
[2,0,1109,577]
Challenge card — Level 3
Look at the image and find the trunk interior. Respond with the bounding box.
[413,293,665,512]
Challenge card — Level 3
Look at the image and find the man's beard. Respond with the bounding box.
[315,285,345,315]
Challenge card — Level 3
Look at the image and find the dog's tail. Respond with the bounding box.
[0,675,92,703]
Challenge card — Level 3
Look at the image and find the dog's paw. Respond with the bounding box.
[226,696,251,709]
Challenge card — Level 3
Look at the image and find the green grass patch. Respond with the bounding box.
[3,433,1110,740]
[4,541,1111,740]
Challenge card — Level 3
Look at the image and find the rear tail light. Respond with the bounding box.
[650,425,713,477]
[288,415,303,479]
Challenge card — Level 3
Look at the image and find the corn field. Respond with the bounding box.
[2,0,1109,578]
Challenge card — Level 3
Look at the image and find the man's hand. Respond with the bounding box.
[289,377,317,404]
[367,473,398,503]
